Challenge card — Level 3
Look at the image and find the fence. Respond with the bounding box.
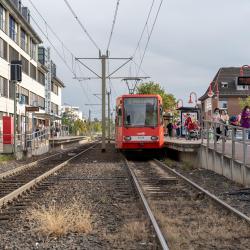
[201,120,250,185]
[0,125,69,154]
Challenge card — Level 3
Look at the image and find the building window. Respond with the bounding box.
[219,100,228,110]
[9,16,17,42]
[38,70,45,85]
[0,38,7,60]
[30,39,36,60]
[0,76,8,97]
[18,86,29,105]
[9,45,19,62]
[21,56,29,75]
[51,82,58,95]
[0,4,5,32]
[51,102,58,115]
[237,85,249,91]
[30,63,37,80]
[221,82,228,88]
[38,96,45,109]
[20,29,28,52]
[30,92,44,109]
[30,92,38,106]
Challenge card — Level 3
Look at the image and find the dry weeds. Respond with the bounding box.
[105,220,148,243]
[152,200,250,250]
[26,200,92,237]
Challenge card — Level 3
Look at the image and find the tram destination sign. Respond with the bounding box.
[237,76,250,85]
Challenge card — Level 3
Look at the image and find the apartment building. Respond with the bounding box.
[199,67,250,119]
[61,105,83,121]
[0,0,64,134]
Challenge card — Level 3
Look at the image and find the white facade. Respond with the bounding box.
[0,0,64,133]
[61,105,83,121]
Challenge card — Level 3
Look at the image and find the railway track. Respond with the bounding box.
[125,158,250,249]
[0,142,98,220]
[0,143,159,249]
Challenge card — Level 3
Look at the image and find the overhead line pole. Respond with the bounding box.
[101,52,107,152]
[76,53,133,152]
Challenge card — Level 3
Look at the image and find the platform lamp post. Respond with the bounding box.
[240,65,250,76]
[10,60,22,157]
[176,99,183,109]
[188,92,198,107]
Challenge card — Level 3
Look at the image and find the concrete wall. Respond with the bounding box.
[200,145,250,186]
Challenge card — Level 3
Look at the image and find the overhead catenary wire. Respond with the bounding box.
[63,0,101,51]
[27,1,93,105]
[106,0,121,52]
[132,0,155,59]
[137,0,164,76]
[27,0,74,59]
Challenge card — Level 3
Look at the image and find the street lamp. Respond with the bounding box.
[188,92,198,107]
[176,99,183,108]
[240,65,250,76]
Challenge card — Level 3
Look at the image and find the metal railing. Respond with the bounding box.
[0,125,70,154]
[201,120,250,166]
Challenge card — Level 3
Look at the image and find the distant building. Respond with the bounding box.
[0,0,64,135]
[199,67,250,119]
[61,105,84,121]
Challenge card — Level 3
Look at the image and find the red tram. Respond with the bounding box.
[115,94,164,150]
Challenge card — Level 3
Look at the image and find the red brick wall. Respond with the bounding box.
[227,97,242,116]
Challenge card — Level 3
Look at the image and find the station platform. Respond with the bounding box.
[164,137,201,152]
[49,136,91,147]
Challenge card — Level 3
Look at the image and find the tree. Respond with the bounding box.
[136,81,176,111]
[239,97,250,109]
[72,119,87,135]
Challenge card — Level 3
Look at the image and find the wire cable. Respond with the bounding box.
[106,0,121,52]
[132,0,155,59]
[63,0,101,51]
[137,0,164,76]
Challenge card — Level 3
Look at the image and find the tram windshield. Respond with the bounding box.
[124,97,158,127]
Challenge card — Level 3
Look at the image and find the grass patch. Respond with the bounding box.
[0,154,14,163]
[164,159,176,168]
[105,221,148,243]
[26,200,92,237]
[181,161,195,171]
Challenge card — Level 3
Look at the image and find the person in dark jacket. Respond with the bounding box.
[167,122,173,138]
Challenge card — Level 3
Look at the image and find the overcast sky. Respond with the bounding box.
[24,0,250,119]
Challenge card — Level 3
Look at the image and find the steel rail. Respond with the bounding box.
[154,159,250,224]
[125,159,169,250]
[0,138,91,180]
[0,143,98,208]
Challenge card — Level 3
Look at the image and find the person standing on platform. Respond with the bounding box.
[212,108,222,143]
[184,113,192,139]
[167,121,173,138]
[175,118,181,138]
[220,110,229,139]
[240,105,250,140]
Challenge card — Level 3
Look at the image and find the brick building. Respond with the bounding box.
[199,67,250,119]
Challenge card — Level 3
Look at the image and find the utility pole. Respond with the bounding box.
[76,53,135,152]
[107,90,111,143]
[88,109,91,137]
[100,52,107,152]
[13,81,17,156]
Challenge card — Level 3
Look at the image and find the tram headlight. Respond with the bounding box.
[151,136,158,141]
[124,136,131,141]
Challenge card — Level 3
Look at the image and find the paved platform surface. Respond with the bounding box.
[49,136,89,144]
